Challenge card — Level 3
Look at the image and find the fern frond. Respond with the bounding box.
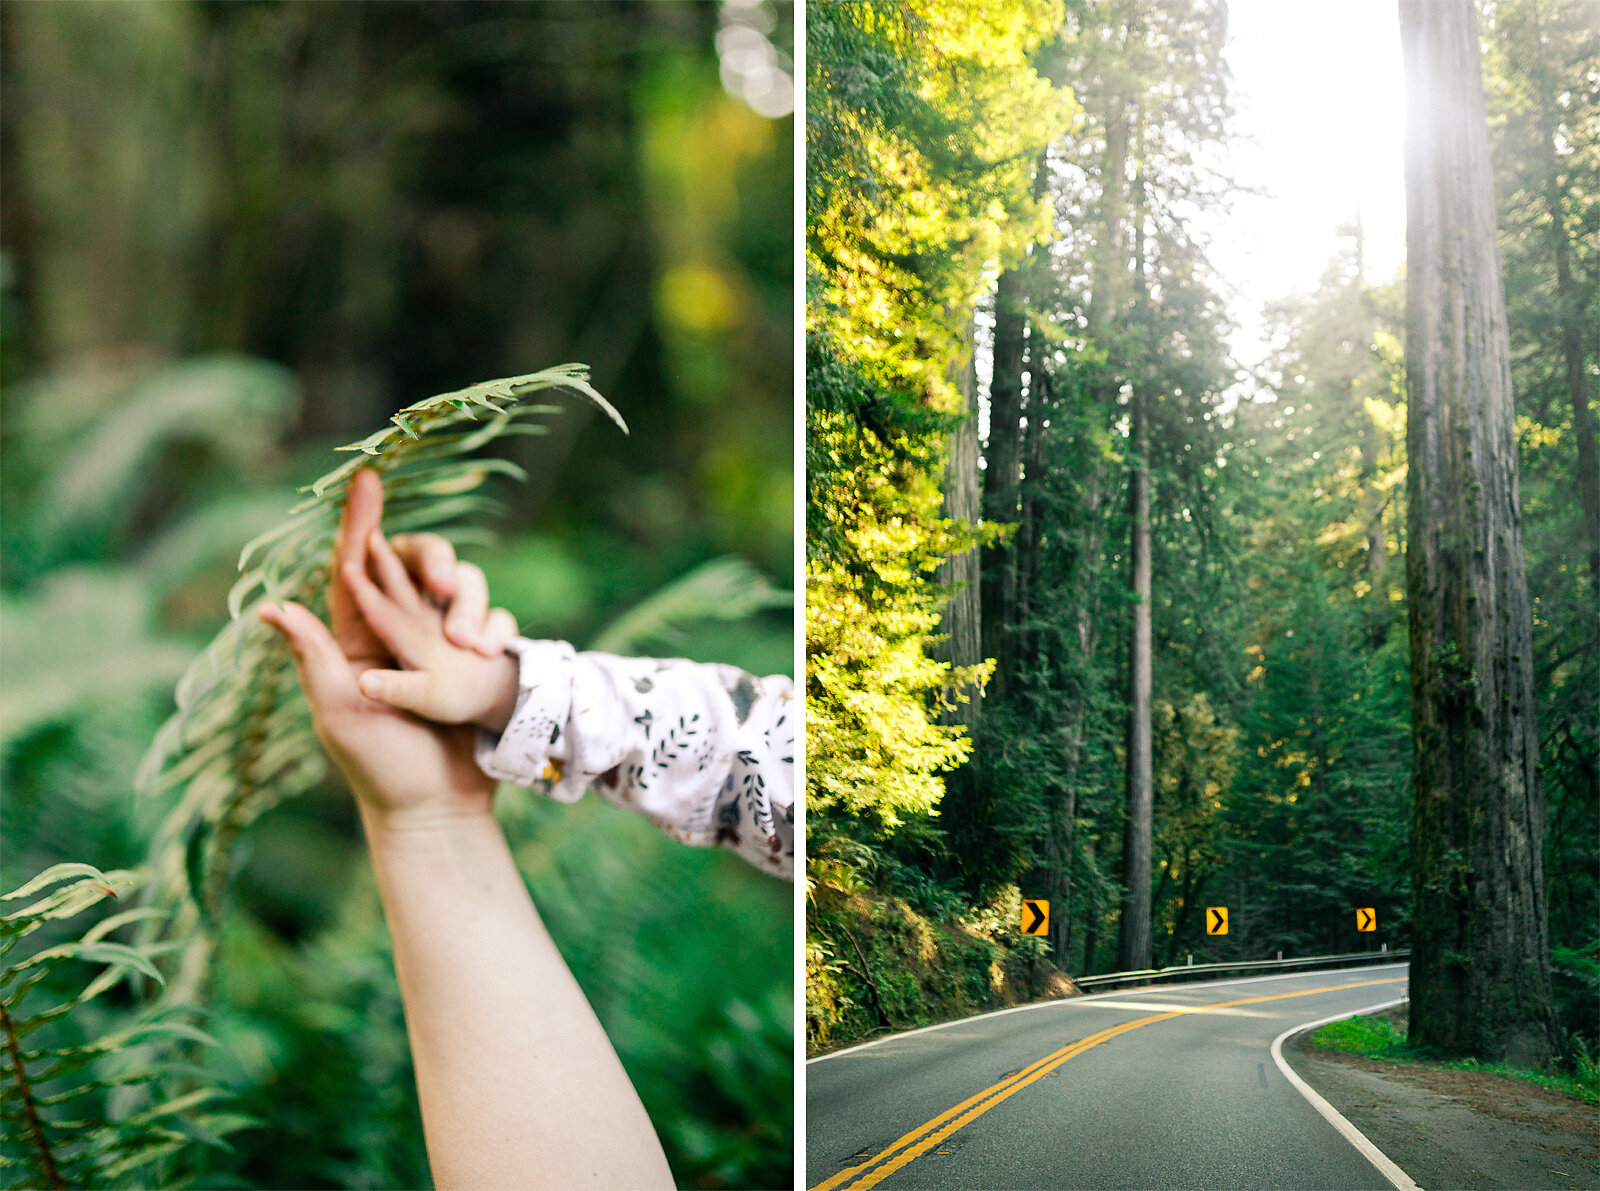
[134,366,624,1001]
[31,356,296,555]
[0,866,238,1190]
[588,557,792,654]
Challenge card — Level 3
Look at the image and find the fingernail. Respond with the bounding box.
[359,672,382,698]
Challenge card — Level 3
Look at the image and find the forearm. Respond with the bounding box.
[359,804,673,1191]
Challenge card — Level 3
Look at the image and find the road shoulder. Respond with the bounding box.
[1285,1034,1600,1191]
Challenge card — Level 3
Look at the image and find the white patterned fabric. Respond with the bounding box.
[475,639,794,879]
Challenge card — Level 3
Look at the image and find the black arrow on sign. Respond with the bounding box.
[1208,907,1226,934]
[1022,901,1046,936]
[1358,908,1375,932]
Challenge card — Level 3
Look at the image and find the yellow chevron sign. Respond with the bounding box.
[1206,906,1229,935]
[1356,907,1377,932]
[1022,899,1048,937]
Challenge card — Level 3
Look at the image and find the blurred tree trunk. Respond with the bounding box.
[1401,0,1559,1065]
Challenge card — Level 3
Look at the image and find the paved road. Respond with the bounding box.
[806,963,1410,1191]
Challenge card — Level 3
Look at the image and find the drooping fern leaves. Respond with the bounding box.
[0,865,239,1190]
[134,366,625,1001]
[588,556,792,654]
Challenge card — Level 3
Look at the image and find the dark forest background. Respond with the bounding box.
[0,2,794,1187]
[805,0,1595,1073]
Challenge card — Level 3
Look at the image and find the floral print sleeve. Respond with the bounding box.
[475,639,794,879]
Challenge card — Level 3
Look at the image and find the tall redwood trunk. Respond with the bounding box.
[982,263,1027,701]
[1116,121,1154,973]
[1400,0,1558,1065]
[982,154,1049,696]
[1081,103,1130,972]
[1116,380,1153,972]
[1047,455,1105,965]
[1536,66,1600,580]
[936,320,984,734]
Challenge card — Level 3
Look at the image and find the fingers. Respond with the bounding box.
[259,601,357,704]
[357,668,437,718]
[330,470,387,658]
[379,530,505,657]
[478,607,519,658]
[391,533,460,603]
[338,470,385,575]
[367,528,427,612]
[341,552,428,663]
[443,563,490,650]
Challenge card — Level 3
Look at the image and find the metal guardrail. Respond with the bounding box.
[1072,949,1410,991]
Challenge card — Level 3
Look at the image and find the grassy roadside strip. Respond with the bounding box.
[1307,1013,1600,1105]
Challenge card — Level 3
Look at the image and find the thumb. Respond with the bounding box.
[357,667,443,720]
[260,601,356,705]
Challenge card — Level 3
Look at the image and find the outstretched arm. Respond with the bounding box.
[341,528,796,878]
[260,471,672,1191]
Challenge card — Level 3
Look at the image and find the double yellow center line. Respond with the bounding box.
[811,976,1406,1191]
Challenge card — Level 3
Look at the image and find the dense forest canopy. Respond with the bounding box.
[806,0,1596,1072]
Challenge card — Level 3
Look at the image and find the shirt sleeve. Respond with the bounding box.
[475,639,794,879]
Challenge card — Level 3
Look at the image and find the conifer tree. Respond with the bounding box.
[1401,0,1559,1064]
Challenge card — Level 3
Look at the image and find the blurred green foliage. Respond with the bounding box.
[1,2,793,1187]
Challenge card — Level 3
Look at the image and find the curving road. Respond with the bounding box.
[806,963,1410,1191]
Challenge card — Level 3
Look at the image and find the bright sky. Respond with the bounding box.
[1205,0,1408,381]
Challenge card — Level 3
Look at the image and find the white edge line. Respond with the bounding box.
[1270,996,1422,1191]
[807,961,1410,1065]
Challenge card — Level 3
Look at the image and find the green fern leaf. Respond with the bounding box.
[0,868,239,1190]
[135,366,624,1002]
[588,557,792,654]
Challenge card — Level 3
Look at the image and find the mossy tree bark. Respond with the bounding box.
[1400,0,1559,1066]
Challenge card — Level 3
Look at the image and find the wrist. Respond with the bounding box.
[476,652,521,736]
[358,795,499,850]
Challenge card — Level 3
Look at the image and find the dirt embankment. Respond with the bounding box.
[1287,1015,1599,1191]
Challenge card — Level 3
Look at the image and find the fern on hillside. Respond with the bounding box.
[133,366,625,1001]
[0,864,240,1190]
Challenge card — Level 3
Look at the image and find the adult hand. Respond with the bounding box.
[259,470,495,827]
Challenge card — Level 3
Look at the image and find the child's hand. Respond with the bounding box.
[388,532,520,659]
[341,527,522,735]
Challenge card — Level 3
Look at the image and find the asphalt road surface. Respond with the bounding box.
[806,963,1410,1191]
